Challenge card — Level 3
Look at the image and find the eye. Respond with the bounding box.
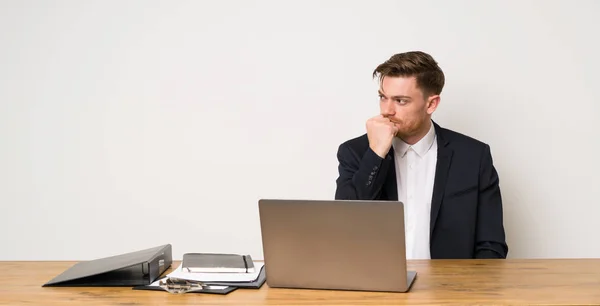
[395,99,408,105]
[378,94,385,100]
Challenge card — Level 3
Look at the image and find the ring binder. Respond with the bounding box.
[42,244,172,287]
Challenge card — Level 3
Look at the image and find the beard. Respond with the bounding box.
[393,117,429,140]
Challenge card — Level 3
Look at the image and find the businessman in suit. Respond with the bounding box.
[335,51,508,259]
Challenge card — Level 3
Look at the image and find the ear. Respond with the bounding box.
[426,95,440,115]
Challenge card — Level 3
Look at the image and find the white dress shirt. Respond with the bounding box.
[392,122,437,260]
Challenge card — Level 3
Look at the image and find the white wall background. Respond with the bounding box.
[1,0,599,260]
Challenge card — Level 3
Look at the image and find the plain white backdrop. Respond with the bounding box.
[1,0,599,260]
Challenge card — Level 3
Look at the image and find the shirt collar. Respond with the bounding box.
[393,121,437,158]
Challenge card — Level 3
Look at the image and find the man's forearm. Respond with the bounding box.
[335,145,393,200]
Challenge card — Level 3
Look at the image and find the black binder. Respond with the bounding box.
[42,244,172,287]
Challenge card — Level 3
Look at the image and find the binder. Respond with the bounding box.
[42,244,172,287]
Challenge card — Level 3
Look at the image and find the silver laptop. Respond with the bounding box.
[258,199,417,292]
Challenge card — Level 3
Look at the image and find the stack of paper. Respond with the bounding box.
[168,262,265,283]
[133,262,266,294]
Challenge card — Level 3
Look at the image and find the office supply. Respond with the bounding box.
[182,253,255,273]
[42,244,172,287]
[133,276,237,294]
[258,199,416,292]
[132,262,266,294]
[168,262,265,284]
[10,259,600,304]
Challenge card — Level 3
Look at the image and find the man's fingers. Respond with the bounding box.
[376,116,393,123]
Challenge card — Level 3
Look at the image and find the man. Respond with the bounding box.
[335,51,508,259]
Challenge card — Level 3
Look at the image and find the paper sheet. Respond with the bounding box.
[167,262,265,283]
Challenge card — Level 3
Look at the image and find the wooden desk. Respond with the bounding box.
[1,259,599,305]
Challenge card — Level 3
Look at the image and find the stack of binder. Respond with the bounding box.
[41,245,265,295]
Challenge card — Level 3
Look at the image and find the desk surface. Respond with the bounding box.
[1,259,600,305]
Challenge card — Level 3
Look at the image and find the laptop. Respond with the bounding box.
[258,199,417,292]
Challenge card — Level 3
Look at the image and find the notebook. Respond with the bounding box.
[182,253,255,273]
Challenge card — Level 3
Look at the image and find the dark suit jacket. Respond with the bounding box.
[335,121,508,259]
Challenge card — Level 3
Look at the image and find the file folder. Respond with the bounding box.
[132,264,266,294]
[42,244,172,287]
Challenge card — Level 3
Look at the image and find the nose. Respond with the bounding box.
[381,99,395,117]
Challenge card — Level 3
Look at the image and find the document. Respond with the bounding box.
[167,262,265,283]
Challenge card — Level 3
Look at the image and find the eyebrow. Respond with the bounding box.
[378,90,412,100]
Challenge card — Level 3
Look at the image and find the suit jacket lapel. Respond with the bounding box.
[430,122,453,236]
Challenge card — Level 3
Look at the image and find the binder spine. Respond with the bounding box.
[147,245,173,282]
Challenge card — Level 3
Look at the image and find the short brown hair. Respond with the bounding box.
[373,51,445,97]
